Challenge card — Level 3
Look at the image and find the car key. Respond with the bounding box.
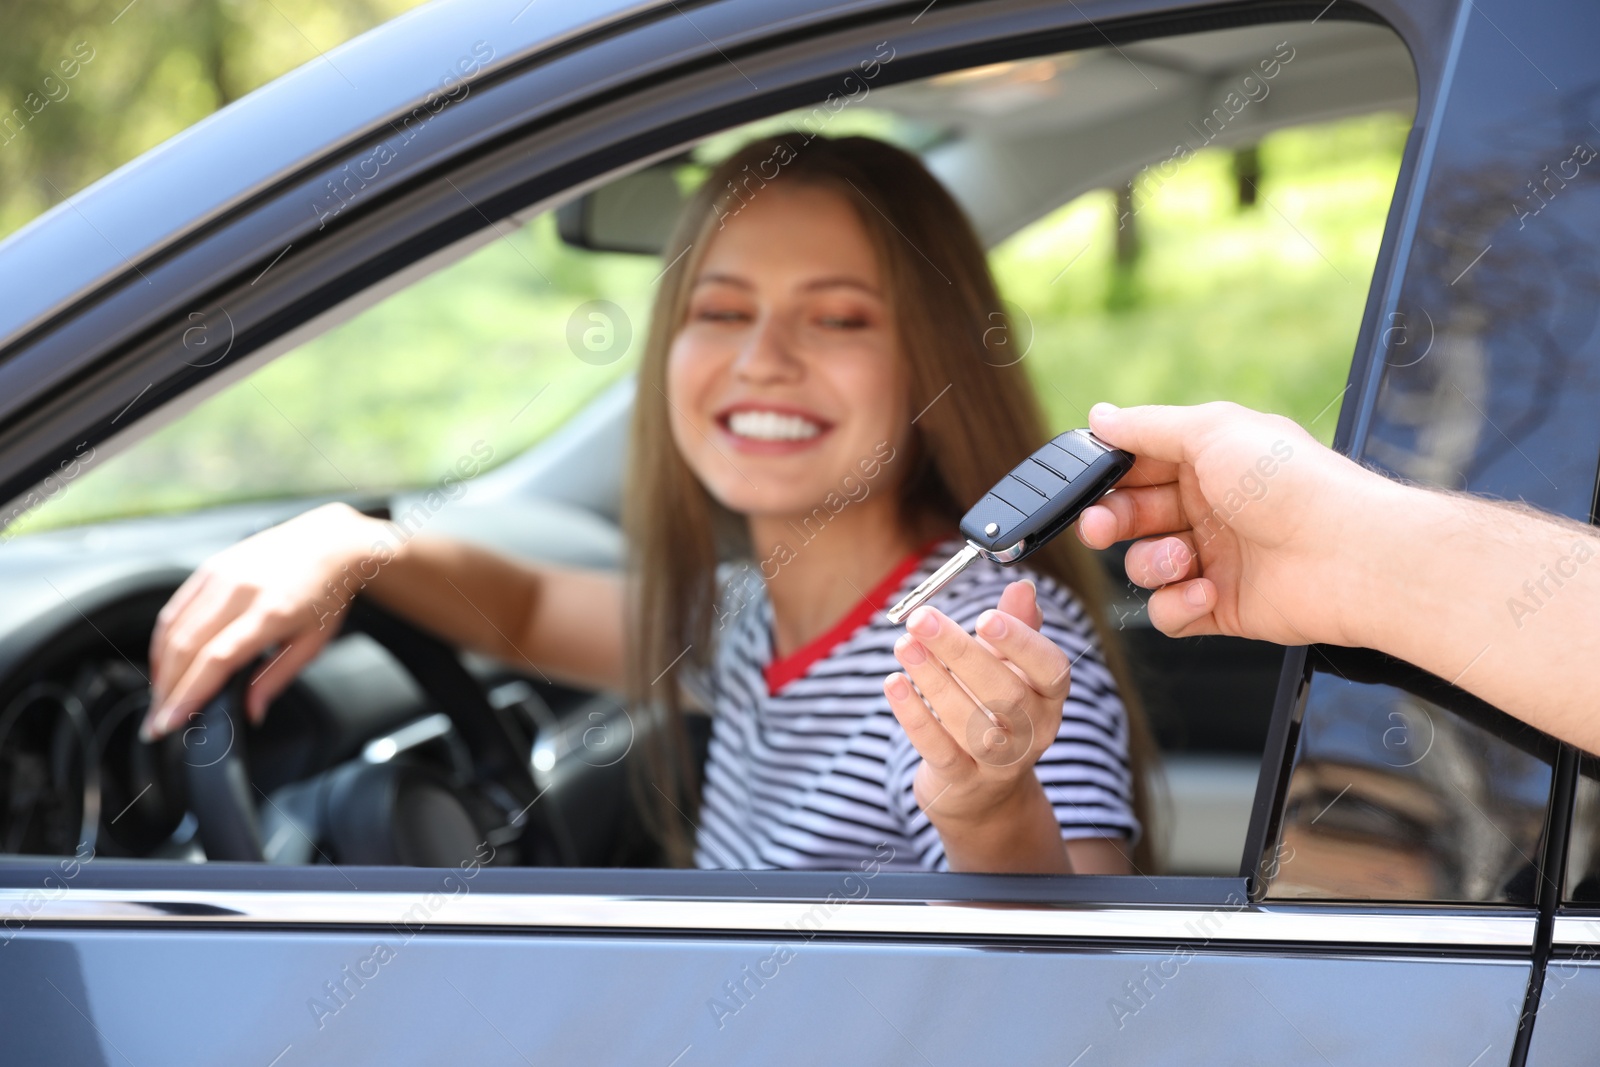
[886,428,1134,624]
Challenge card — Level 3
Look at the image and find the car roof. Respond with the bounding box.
[0,0,661,353]
[549,20,1414,259]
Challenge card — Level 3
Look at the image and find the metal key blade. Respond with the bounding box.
[885,542,982,625]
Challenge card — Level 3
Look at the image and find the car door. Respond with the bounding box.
[0,0,1592,1064]
[1302,0,1600,1061]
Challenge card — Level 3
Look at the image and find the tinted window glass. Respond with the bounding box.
[1563,758,1600,903]
[1258,649,1556,904]
[1356,0,1600,521]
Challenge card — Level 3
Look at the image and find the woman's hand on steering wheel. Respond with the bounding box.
[141,502,386,741]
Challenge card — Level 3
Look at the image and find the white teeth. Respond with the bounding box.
[727,410,823,442]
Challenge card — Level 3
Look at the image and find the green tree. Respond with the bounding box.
[0,0,426,238]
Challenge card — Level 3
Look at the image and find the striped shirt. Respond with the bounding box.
[693,538,1138,872]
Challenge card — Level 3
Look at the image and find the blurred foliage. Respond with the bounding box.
[17,217,657,529]
[1000,112,1411,439]
[0,0,427,238]
[6,42,1408,534]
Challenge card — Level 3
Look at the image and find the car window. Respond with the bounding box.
[0,18,1423,880]
[1563,757,1600,904]
[9,218,657,532]
[9,109,1407,538]
[1256,650,1557,903]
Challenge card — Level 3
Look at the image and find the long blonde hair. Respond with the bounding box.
[623,135,1160,872]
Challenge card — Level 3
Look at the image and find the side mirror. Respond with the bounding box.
[555,164,684,255]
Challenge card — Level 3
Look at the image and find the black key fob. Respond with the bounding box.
[887,429,1133,623]
[960,429,1134,562]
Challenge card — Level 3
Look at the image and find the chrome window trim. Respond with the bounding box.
[1551,916,1600,946]
[0,889,1535,947]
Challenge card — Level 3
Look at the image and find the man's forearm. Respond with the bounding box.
[1349,479,1600,747]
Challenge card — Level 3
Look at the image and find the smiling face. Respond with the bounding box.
[666,181,912,522]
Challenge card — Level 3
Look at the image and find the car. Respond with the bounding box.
[1,0,1598,1063]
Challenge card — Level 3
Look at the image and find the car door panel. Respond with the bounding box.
[1525,921,1600,1067]
[1525,964,1600,1066]
[3,925,1529,1066]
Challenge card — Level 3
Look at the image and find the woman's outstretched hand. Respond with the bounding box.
[142,502,384,741]
[883,579,1080,873]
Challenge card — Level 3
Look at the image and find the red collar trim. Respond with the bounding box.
[763,539,942,696]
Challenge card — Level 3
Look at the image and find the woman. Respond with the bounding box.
[141,135,1156,874]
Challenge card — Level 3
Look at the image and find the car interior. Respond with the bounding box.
[0,19,1420,877]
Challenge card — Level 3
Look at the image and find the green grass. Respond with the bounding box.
[12,111,1409,535]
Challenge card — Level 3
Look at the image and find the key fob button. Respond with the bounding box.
[962,493,1027,545]
[1050,430,1103,467]
[1042,443,1091,479]
[990,474,1047,514]
[957,428,1134,561]
[1022,456,1072,496]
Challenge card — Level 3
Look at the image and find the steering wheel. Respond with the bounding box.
[183,599,541,865]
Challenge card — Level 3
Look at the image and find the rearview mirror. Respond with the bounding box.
[555,164,684,255]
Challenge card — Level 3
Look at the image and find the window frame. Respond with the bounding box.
[0,0,1463,923]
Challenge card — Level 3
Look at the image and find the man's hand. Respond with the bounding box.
[1077,401,1393,649]
[1077,400,1600,752]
